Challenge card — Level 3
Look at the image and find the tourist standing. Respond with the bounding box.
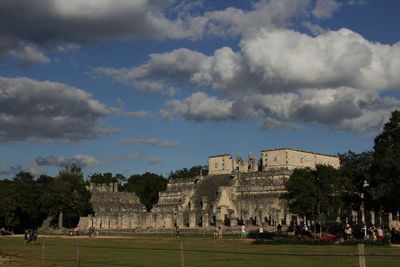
[28,229,33,244]
[377,226,384,240]
[276,224,282,234]
[345,224,353,240]
[32,230,38,244]
[258,225,264,239]
[240,225,246,239]
[24,229,28,245]
[175,225,180,239]
[214,226,219,239]
[74,226,81,236]
[369,225,377,240]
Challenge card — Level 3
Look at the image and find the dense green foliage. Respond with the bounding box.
[0,166,92,232]
[338,150,373,214]
[285,110,400,219]
[120,172,167,211]
[87,172,126,188]
[0,173,47,232]
[168,165,208,179]
[284,165,344,219]
[368,110,400,213]
[48,165,92,228]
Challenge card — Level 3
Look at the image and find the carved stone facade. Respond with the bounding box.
[151,170,293,229]
[80,148,341,230]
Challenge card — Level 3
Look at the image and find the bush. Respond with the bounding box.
[247,230,279,239]
[253,237,335,245]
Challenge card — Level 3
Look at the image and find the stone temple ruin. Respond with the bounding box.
[80,148,341,230]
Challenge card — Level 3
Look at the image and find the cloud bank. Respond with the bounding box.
[35,154,100,168]
[0,77,116,143]
[97,26,400,134]
[0,0,313,66]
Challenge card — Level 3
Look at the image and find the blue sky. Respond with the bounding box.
[1,0,399,178]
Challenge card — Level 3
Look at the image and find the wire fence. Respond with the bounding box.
[4,237,400,267]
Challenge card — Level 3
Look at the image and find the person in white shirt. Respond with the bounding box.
[240,225,246,239]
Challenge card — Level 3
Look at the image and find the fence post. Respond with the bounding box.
[76,239,80,267]
[358,243,366,267]
[42,240,45,266]
[180,241,185,267]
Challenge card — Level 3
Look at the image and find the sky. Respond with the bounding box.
[1,0,400,178]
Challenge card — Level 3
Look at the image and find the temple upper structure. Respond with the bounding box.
[208,148,339,175]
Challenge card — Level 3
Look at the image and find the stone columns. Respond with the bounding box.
[220,206,228,222]
[189,211,196,228]
[361,206,365,223]
[352,211,358,224]
[257,209,264,226]
[189,202,196,228]
[201,197,209,228]
[149,213,157,228]
[285,213,291,225]
[177,211,184,228]
[58,211,63,228]
[202,212,209,227]
[371,211,376,225]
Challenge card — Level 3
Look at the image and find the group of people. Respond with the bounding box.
[291,223,312,237]
[360,224,385,241]
[88,226,96,237]
[24,229,38,245]
[68,225,96,237]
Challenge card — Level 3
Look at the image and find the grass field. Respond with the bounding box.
[1,235,400,266]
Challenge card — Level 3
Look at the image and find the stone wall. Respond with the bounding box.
[208,154,234,175]
[80,184,150,230]
[261,148,340,170]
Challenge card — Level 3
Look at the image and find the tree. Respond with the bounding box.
[48,165,92,228]
[87,172,126,187]
[338,151,373,213]
[120,172,167,211]
[168,165,208,179]
[13,172,35,184]
[284,165,344,219]
[0,173,50,232]
[369,110,400,212]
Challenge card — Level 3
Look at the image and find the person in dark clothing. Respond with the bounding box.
[175,225,180,239]
[24,229,28,244]
[277,224,282,234]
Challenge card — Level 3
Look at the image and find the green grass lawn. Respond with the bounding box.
[1,235,400,266]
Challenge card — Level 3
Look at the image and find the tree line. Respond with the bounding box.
[284,110,400,223]
[0,164,206,233]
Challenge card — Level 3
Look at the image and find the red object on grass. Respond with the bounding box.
[321,234,337,239]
